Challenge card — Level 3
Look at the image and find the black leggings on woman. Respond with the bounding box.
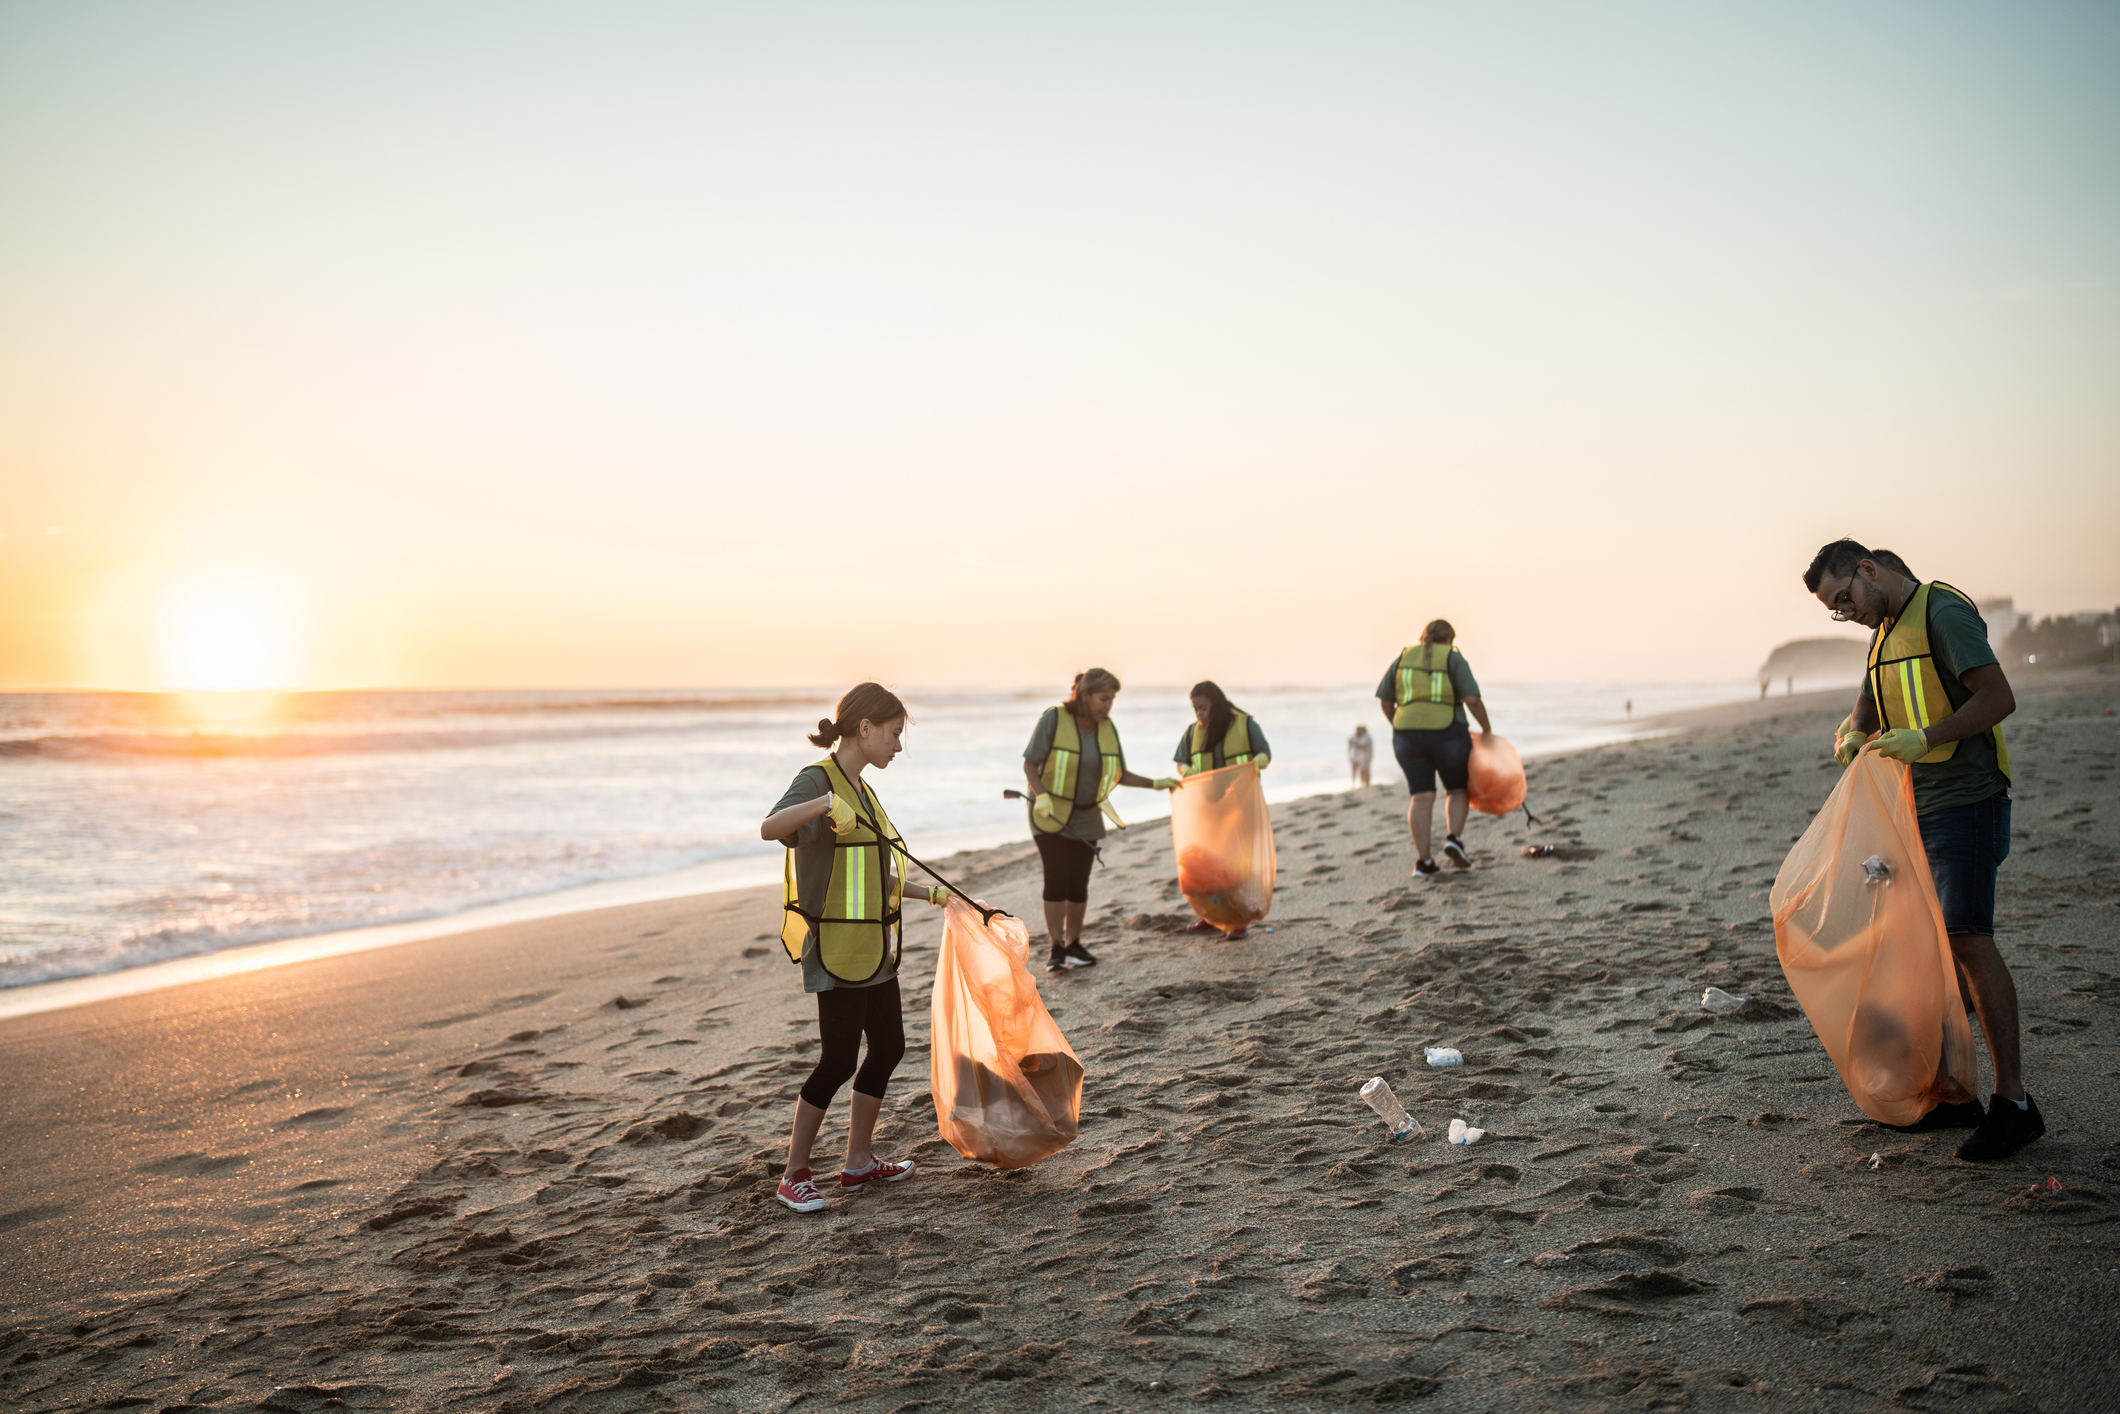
[798,977,906,1109]
[1035,832,1097,903]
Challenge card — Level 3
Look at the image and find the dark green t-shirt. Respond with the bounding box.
[773,765,899,993]
[1858,588,2009,816]
[1173,715,1271,769]
[1375,648,1481,728]
[1023,706,1124,843]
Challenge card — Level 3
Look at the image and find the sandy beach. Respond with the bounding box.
[2,673,2114,1413]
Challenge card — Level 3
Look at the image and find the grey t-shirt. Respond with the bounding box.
[773,764,899,993]
[1173,715,1271,769]
[1022,706,1124,843]
[1375,648,1481,728]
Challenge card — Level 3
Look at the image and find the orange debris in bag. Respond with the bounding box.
[1169,762,1275,930]
[929,898,1083,1168]
[1769,751,1978,1126]
[1466,733,1526,816]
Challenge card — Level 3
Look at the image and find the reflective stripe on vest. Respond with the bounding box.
[1188,709,1256,773]
[1393,642,1458,731]
[1037,708,1123,834]
[780,756,905,983]
[1866,580,2011,776]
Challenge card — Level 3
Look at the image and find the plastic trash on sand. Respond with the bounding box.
[1170,762,1276,931]
[1447,1118,1486,1145]
[930,898,1084,1169]
[1770,752,1978,1127]
[1359,1077,1425,1142]
[1424,1046,1463,1067]
[1467,733,1527,816]
[1701,986,1750,1015]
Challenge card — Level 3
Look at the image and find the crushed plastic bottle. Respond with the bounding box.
[1700,986,1750,1015]
[1359,1076,1425,1143]
[1447,1118,1486,1145]
[1868,1152,1883,1170]
[1423,1046,1464,1068]
[1861,855,1892,886]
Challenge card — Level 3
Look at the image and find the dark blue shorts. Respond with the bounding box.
[1393,722,1472,796]
[1917,790,2011,937]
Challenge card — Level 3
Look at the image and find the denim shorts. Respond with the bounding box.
[1393,722,1472,795]
[1917,790,2011,937]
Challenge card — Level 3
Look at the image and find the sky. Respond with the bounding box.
[2,1,2115,693]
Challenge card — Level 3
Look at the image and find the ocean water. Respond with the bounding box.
[0,680,1756,989]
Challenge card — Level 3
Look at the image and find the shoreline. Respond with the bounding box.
[2,671,2113,1410]
[0,692,1793,1018]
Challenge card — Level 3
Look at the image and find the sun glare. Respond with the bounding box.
[154,575,305,693]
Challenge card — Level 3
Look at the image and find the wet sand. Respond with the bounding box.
[2,672,2115,1412]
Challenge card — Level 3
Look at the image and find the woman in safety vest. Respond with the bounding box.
[759,682,948,1214]
[1022,668,1176,975]
[1174,680,1271,937]
[1375,620,1493,877]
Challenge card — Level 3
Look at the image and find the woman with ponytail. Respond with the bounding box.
[1172,680,1272,937]
[1021,668,1176,974]
[757,683,946,1214]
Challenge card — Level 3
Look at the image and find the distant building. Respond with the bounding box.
[1978,597,2025,642]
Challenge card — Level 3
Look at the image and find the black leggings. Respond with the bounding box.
[1035,832,1097,903]
[799,978,905,1109]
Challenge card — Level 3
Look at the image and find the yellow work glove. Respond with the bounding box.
[1862,727,1931,764]
[1250,753,1270,772]
[926,885,950,907]
[1152,776,1179,791]
[1031,792,1060,828]
[1832,716,1865,768]
[825,793,857,835]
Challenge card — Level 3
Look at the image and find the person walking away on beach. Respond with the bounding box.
[1348,724,1374,787]
[1377,620,1494,877]
[1174,680,1272,938]
[1024,669,1178,974]
[760,683,946,1213]
[1806,539,2042,1162]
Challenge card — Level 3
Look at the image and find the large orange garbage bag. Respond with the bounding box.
[1769,751,1978,1125]
[929,897,1083,1168]
[1466,733,1526,816]
[1169,762,1276,930]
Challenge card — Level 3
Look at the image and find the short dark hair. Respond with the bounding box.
[1869,547,1914,579]
[1803,539,1873,593]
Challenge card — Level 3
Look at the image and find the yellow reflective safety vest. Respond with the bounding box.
[780,756,907,984]
[1392,642,1458,730]
[1866,580,2011,774]
[1187,709,1259,773]
[1036,708,1125,834]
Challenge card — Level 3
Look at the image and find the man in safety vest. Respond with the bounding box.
[1805,538,2041,1162]
[1376,619,1493,877]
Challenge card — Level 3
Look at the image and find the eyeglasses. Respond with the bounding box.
[1826,582,1858,622]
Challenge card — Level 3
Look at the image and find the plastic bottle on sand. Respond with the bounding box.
[1359,1077,1424,1142]
[1423,1046,1464,1068]
[1700,986,1750,1015]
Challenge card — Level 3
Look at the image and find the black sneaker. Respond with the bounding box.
[1414,858,1442,877]
[1063,940,1098,968]
[1881,1098,1985,1133]
[1955,1092,2045,1162]
[1443,836,1471,869]
[1045,947,1069,974]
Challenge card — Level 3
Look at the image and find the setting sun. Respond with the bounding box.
[153,574,305,692]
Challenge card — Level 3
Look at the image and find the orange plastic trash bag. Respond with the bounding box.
[929,897,1084,1168]
[1466,733,1526,816]
[1769,751,1978,1126]
[1169,762,1276,930]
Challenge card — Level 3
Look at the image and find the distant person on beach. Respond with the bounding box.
[759,683,945,1213]
[1806,538,2040,1162]
[1024,669,1177,974]
[1348,724,1374,787]
[1378,620,1493,877]
[1174,680,1271,938]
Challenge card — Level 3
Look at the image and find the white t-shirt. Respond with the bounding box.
[1347,732,1374,765]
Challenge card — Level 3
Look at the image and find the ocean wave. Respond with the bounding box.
[0,719,751,761]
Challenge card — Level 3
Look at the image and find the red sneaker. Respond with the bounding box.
[840,1156,915,1189]
[775,1169,830,1213]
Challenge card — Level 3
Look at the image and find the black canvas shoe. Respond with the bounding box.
[1063,940,1098,968]
[1881,1098,1985,1133]
[1045,946,1069,974]
[1414,858,1442,877]
[1443,836,1471,869]
[1955,1093,2045,1162]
